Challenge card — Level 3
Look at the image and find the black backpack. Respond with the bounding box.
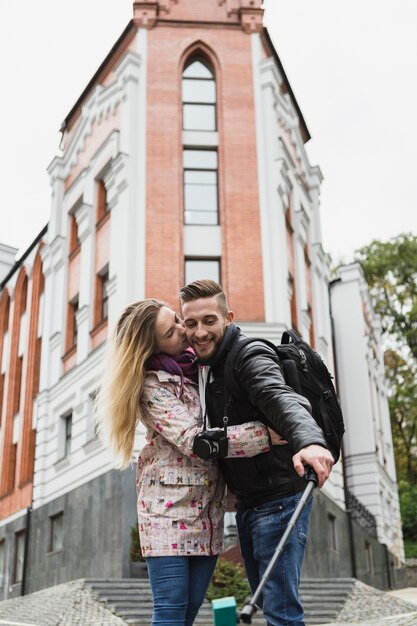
[224,328,345,462]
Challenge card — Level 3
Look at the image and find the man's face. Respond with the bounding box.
[181,295,234,362]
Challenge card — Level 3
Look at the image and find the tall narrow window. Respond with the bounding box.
[96,180,109,223]
[64,412,72,457]
[68,296,79,349]
[95,269,109,325]
[183,150,218,225]
[69,214,80,256]
[13,531,25,584]
[328,514,337,551]
[49,512,64,552]
[185,259,220,285]
[286,206,298,332]
[182,59,216,131]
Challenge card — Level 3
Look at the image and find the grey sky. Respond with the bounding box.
[0,0,416,263]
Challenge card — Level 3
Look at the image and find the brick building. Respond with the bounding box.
[0,0,405,599]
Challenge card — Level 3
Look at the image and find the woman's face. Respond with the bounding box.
[155,306,189,355]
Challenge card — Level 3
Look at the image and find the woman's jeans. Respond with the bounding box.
[146,554,218,626]
[236,491,313,626]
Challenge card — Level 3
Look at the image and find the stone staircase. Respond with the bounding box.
[85,577,356,625]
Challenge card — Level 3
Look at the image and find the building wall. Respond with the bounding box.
[0,242,45,520]
[330,264,404,560]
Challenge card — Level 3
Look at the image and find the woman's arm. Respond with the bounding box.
[226,422,270,457]
[141,375,272,459]
[141,375,203,457]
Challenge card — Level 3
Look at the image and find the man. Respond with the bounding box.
[180,279,334,626]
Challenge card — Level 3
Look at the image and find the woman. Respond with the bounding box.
[95,299,270,626]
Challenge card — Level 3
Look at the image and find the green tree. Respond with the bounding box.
[355,233,417,360]
[384,350,417,484]
[355,233,417,555]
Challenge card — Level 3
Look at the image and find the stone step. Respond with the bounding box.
[85,577,356,625]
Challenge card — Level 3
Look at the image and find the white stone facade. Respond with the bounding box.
[330,263,404,560]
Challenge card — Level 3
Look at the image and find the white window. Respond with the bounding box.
[185,259,220,285]
[183,150,218,225]
[58,411,73,459]
[182,59,216,131]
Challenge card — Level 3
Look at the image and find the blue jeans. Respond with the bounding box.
[146,555,218,625]
[236,491,313,626]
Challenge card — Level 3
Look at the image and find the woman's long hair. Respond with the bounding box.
[95,299,166,468]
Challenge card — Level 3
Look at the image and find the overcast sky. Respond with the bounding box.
[0,0,416,264]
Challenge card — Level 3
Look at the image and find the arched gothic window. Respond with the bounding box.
[182,58,216,131]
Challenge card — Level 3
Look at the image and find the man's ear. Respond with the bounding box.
[226,310,234,325]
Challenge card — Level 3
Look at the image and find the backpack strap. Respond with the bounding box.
[281,328,302,345]
[223,337,279,405]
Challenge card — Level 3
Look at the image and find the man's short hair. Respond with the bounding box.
[180,279,229,316]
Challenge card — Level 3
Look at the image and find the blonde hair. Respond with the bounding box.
[95,299,166,468]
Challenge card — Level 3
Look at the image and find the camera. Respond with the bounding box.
[193,417,229,460]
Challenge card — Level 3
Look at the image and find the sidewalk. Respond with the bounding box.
[316,586,417,626]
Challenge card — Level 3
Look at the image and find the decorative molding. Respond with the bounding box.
[75,305,89,327]
[61,51,141,181]
[74,202,94,243]
[133,2,159,28]
[239,6,263,33]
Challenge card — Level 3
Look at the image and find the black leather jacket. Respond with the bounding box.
[203,325,328,506]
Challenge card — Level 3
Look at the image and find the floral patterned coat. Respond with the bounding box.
[136,370,270,557]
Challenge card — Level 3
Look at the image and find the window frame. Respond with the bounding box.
[63,411,72,458]
[49,512,64,553]
[13,530,25,584]
[184,258,221,286]
[183,149,219,226]
[182,58,217,132]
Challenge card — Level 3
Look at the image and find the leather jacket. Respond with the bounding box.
[202,325,328,506]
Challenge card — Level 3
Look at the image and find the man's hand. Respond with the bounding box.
[292,444,334,488]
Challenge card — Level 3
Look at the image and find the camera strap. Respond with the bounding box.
[198,365,210,431]
[199,365,230,433]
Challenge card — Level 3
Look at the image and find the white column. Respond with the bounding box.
[47,160,66,242]
[39,237,66,388]
[109,40,147,320]
[74,202,94,364]
[251,35,290,327]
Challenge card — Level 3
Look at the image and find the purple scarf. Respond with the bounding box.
[146,348,198,397]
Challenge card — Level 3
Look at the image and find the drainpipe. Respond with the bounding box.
[329,282,357,579]
[21,506,32,596]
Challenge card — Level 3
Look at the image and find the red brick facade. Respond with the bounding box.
[0,246,44,518]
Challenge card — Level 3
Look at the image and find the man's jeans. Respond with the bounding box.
[236,491,313,626]
[146,555,217,626]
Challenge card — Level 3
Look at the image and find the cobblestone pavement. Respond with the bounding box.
[0,580,126,626]
[316,581,417,626]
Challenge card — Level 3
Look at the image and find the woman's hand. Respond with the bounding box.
[268,428,288,446]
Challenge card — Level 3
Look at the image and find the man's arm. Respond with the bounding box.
[235,342,334,487]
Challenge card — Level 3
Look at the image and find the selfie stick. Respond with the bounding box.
[239,468,318,624]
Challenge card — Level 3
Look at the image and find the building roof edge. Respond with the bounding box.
[262,28,311,144]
